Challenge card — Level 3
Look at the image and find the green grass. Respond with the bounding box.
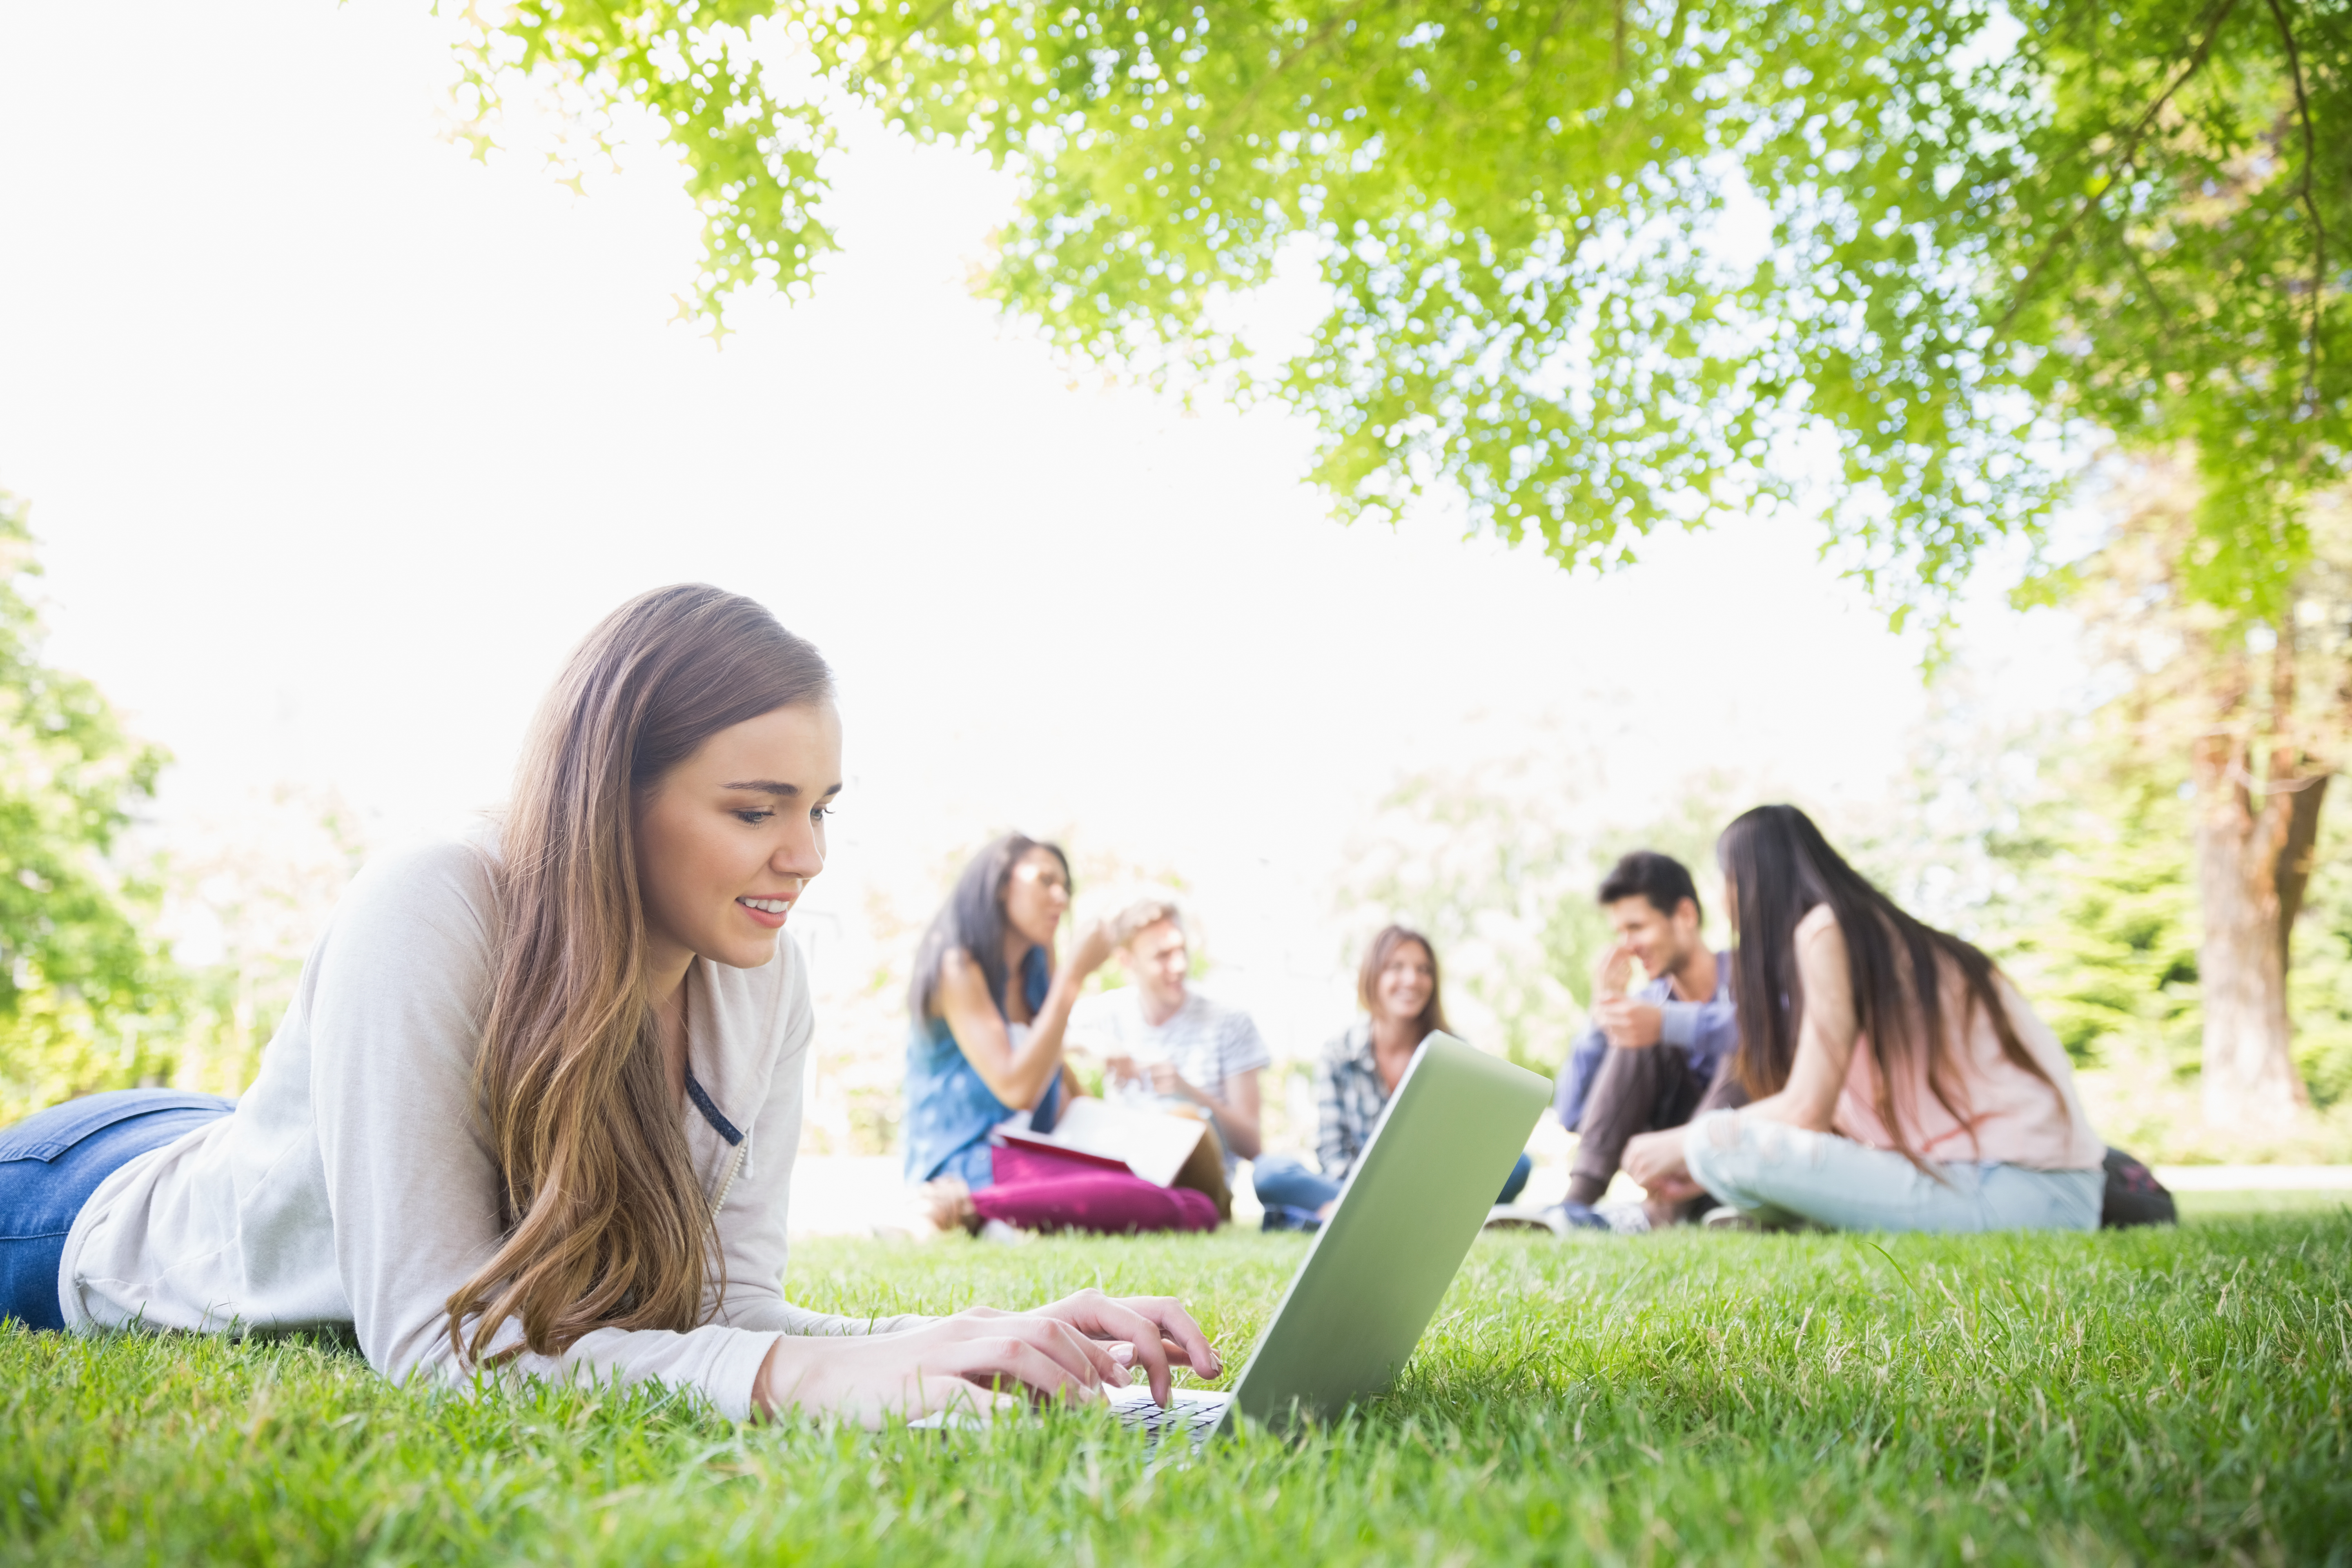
[5,1210,2348,1566]
[2174,1187,2352,1218]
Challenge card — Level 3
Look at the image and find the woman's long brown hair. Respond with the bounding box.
[446,585,832,1365]
[1716,804,2066,1173]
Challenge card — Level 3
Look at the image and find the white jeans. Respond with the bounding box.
[1681,1110,2102,1233]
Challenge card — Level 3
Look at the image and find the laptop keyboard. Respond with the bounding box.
[1107,1384,1232,1444]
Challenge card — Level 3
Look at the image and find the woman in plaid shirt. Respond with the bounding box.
[1250,925,1534,1226]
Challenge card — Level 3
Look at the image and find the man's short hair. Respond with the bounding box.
[1110,895,1189,949]
[1597,850,1701,922]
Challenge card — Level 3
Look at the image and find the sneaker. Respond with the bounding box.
[1702,1206,1756,1232]
[1260,1204,1324,1233]
[977,1218,1035,1245]
[1548,1201,1613,1233]
[1593,1200,1652,1236]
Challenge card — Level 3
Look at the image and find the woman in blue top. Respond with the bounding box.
[904,835,1218,1235]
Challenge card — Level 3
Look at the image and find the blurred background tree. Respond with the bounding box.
[2005,472,2352,1135]
[156,786,367,1100]
[0,493,181,1122]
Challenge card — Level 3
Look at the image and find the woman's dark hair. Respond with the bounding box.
[908,834,1072,1020]
[1597,849,1702,923]
[1356,925,1451,1041]
[1716,804,2064,1169]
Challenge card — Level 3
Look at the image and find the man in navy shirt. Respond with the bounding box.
[1552,851,1744,1228]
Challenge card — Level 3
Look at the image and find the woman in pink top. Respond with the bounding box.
[1625,805,2105,1232]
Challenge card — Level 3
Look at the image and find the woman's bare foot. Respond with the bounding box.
[919,1176,981,1236]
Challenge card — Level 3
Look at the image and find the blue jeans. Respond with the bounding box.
[1681,1110,2102,1233]
[1252,1150,1532,1210]
[0,1089,235,1329]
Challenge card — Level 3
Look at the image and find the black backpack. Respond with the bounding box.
[2100,1146,2176,1228]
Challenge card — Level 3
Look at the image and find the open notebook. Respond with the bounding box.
[997,1096,1210,1187]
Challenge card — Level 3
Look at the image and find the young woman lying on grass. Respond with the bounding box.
[902,837,1222,1236]
[0,586,1217,1423]
[1624,804,2106,1233]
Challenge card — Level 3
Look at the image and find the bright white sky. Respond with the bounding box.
[0,1,2086,1065]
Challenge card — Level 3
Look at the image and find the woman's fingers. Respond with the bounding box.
[1076,1297,1179,1406]
[1018,1309,1131,1388]
[1118,1295,1220,1384]
[1040,1290,1220,1408]
[1107,1336,1198,1372]
[951,1306,1132,1388]
[938,1335,1107,1408]
[1042,1318,1130,1388]
[923,1296,1220,1413]
[945,1312,1123,1396]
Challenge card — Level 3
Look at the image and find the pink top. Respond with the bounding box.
[1800,906,2104,1170]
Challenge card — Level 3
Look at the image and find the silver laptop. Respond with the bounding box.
[1107,1032,1550,1445]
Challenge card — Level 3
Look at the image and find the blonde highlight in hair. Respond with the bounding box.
[446,585,832,1365]
[1110,895,1187,950]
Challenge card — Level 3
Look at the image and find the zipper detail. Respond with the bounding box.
[711,1143,747,1214]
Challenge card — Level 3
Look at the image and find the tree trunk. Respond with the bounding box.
[2190,637,2318,1131]
[2195,795,2309,1129]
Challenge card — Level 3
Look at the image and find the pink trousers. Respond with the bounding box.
[969,1144,1221,1234]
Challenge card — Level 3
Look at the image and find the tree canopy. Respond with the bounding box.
[462,0,2347,616]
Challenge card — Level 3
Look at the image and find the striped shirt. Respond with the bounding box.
[1069,987,1272,1175]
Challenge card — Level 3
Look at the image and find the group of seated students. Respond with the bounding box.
[899,807,2111,1240]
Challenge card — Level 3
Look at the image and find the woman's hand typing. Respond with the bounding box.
[1029,1287,1219,1408]
[756,1307,1123,1427]
[753,1290,1218,1425]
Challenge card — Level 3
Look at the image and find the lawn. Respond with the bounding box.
[4,1204,2347,1566]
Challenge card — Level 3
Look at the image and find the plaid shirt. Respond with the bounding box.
[1312,1021,1413,1184]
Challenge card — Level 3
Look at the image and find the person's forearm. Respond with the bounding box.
[990,980,1085,1107]
[1191,1090,1261,1159]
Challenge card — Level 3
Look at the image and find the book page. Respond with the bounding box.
[1025,1098,1208,1187]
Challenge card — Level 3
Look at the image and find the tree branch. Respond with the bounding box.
[1993,0,2242,339]
[2265,0,2327,417]
[2274,772,2329,953]
[2258,599,2332,955]
[2097,196,2176,338]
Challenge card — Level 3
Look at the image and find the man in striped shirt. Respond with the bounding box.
[1068,896,1270,1180]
